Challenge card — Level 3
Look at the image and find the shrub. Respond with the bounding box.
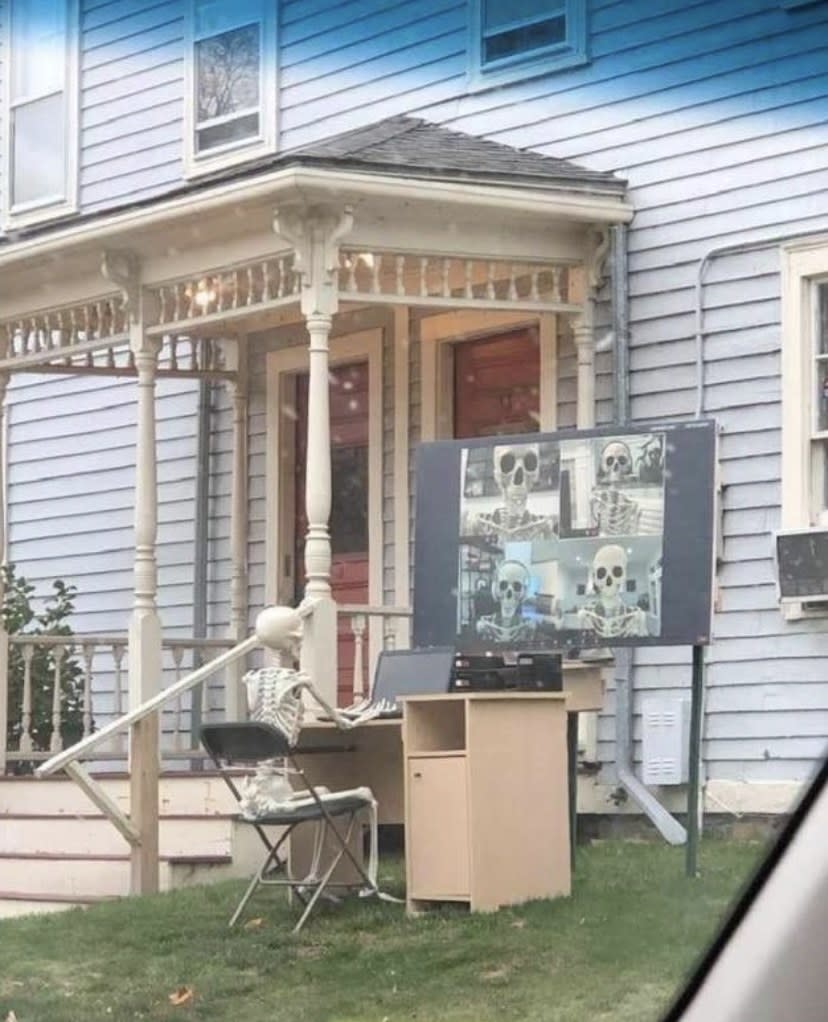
[3,564,85,769]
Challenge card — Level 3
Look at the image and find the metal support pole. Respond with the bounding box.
[567,711,579,871]
[686,644,705,877]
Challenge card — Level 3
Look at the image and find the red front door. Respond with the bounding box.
[453,328,541,438]
[295,361,370,705]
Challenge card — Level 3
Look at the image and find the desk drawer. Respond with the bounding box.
[407,756,469,899]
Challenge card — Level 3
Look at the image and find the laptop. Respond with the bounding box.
[341,646,456,720]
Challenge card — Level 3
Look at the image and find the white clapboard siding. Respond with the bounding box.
[6,373,199,636]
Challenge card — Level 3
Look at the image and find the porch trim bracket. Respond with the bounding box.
[272,204,354,704]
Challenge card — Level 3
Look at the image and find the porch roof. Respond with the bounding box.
[0,117,627,255]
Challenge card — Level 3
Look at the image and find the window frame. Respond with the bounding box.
[1,0,80,230]
[780,236,828,619]
[467,0,588,92]
[183,0,277,178]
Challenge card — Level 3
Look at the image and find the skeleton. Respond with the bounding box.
[577,544,648,639]
[464,443,556,541]
[476,560,538,644]
[239,665,400,902]
[591,439,641,535]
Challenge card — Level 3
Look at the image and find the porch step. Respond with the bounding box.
[0,771,240,817]
[0,851,240,900]
[0,890,117,918]
[0,813,237,857]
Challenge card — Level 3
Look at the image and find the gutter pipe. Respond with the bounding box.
[610,224,687,845]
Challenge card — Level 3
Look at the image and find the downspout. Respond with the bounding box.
[190,379,212,761]
[611,224,687,845]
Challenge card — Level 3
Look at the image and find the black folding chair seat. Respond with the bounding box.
[201,721,381,934]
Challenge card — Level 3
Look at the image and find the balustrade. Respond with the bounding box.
[336,605,413,703]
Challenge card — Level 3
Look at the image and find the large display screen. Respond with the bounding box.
[413,420,717,651]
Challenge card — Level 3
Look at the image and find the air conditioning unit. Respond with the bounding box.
[774,527,828,603]
[641,696,690,786]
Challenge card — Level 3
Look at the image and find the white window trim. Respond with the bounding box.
[183,0,278,179]
[1,0,79,230]
[780,234,828,619]
[467,0,588,93]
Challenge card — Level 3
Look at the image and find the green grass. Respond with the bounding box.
[0,840,764,1022]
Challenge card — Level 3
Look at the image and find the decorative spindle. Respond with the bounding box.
[509,264,519,301]
[465,260,473,299]
[173,283,182,322]
[530,270,540,302]
[172,645,185,750]
[371,254,381,294]
[441,258,450,298]
[486,262,496,300]
[395,255,405,296]
[279,257,289,298]
[384,618,397,652]
[246,266,254,307]
[50,646,66,753]
[419,257,428,296]
[351,614,366,701]
[547,265,560,300]
[262,261,272,302]
[347,255,357,292]
[112,642,126,752]
[19,644,34,754]
[82,643,94,738]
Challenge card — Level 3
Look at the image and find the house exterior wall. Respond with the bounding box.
[2,0,828,800]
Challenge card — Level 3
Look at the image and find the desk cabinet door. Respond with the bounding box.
[407,756,469,899]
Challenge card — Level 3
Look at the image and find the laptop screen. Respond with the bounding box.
[371,647,456,709]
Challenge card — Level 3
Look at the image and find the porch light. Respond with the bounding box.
[194,278,217,310]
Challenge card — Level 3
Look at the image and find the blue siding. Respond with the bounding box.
[1,0,827,792]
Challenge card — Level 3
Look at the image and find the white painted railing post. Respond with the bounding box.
[105,251,163,896]
[573,314,595,431]
[227,342,248,721]
[274,205,354,707]
[0,368,8,774]
[351,613,366,701]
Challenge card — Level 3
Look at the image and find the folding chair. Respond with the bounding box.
[201,715,392,934]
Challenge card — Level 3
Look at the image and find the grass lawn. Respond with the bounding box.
[0,840,764,1022]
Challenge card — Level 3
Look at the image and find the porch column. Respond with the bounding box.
[0,370,9,774]
[227,342,248,720]
[273,206,353,706]
[573,314,596,430]
[104,250,162,895]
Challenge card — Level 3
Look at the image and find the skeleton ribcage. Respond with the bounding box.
[591,489,640,536]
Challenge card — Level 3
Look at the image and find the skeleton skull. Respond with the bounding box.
[493,443,540,512]
[600,440,633,485]
[492,560,530,619]
[591,544,627,606]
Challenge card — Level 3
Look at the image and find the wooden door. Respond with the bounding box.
[295,361,369,705]
[407,756,470,898]
[453,328,541,438]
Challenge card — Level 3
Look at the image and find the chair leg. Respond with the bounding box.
[229,829,291,929]
[291,815,359,935]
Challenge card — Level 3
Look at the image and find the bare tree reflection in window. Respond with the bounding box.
[196,24,260,123]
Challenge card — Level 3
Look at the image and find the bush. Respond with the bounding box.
[3,564,85,768]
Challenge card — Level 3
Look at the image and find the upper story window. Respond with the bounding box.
[2,0,79,229]
[780,238,828,616]
[185,0,277,177]
[469,0,588,91]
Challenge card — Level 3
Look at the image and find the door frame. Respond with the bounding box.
[265,329,384,645]
[420,310,558,440]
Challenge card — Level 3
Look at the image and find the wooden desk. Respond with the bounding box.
[290,665,605,883]
[403,692,570,913]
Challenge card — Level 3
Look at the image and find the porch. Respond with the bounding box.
[0,117,632,899]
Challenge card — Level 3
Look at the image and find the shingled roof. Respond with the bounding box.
[1,116,625,246]
[285,115,626,194]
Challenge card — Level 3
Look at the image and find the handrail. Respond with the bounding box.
[34,599,317,779]
[337,604,412,617]
[35,634,260,777]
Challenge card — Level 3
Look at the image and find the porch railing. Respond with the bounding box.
[2,633,237,770]
[337,604,413,702]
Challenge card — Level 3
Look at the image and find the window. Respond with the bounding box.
[780,238,828,616]
[2,0,78,228]
[469,0,588,90]
[185,0,276,176]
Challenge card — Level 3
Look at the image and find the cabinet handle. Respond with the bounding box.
[413,771,422,778]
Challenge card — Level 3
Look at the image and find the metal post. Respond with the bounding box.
[686,644,705,877]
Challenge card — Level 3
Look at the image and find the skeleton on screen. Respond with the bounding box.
[462,442,557,541]
[576,544,648,639]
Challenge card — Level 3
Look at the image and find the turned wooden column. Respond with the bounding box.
[273,205,353,707]
[573,313,596,430]
[128,329,163,895]
[227,350,249,720]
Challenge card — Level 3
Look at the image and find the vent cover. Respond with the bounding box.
[642,696,690,786]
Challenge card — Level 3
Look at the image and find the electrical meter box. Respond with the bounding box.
[641,696,690,786]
